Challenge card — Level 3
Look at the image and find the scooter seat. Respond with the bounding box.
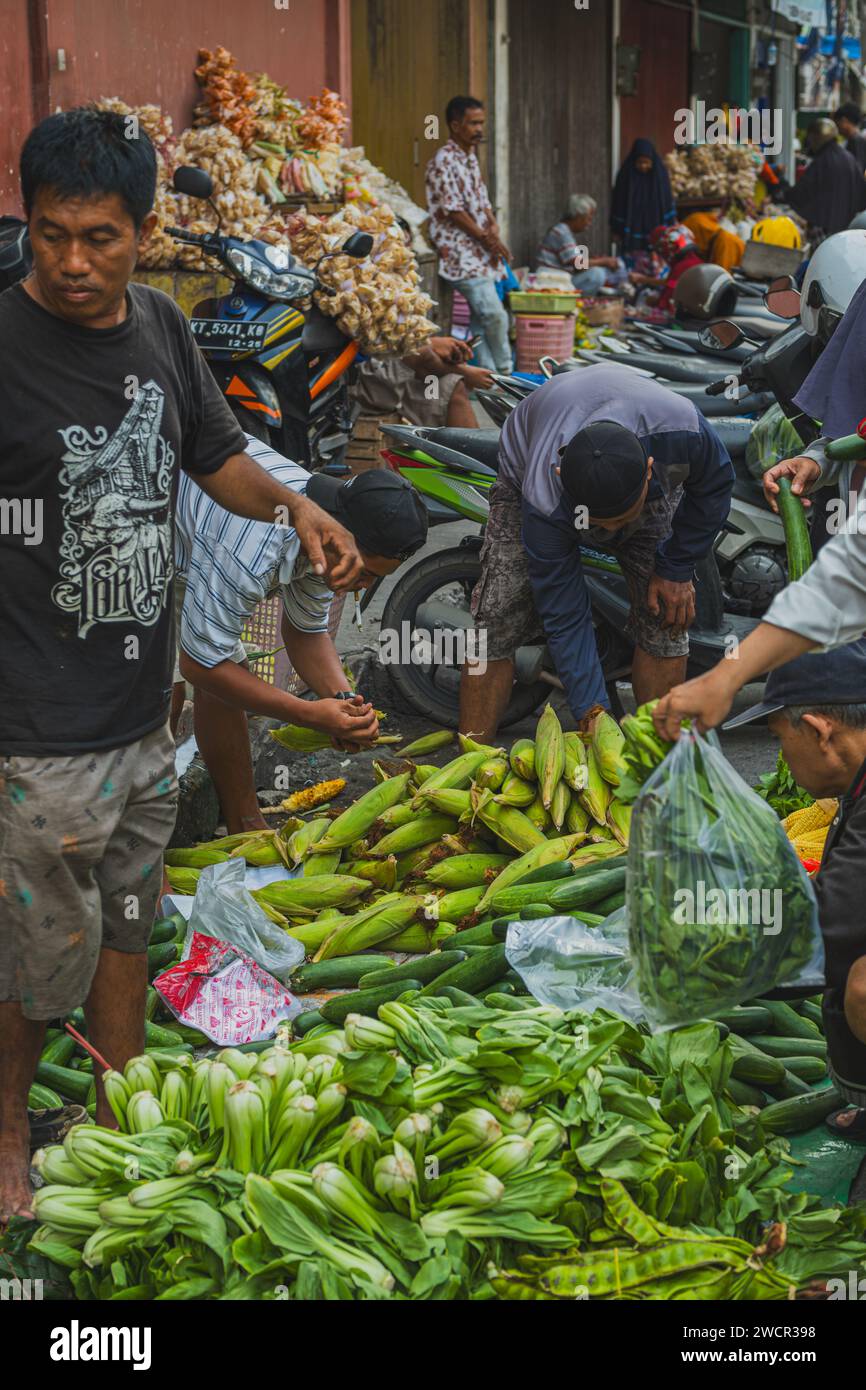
[425,428,501,471]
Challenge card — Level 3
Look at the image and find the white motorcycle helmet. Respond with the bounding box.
[800,230,866,343]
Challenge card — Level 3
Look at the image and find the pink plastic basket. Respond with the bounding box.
[515,313,576,372]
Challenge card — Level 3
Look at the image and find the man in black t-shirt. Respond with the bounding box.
[0,108,375,1222]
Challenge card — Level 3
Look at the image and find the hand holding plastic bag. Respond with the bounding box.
[627,730,824,1028]
[185,859,304,985]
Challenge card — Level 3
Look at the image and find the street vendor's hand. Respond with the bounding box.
[308,696,380,749]
[429,335,472,366]
[292,497,364,589]
[460,365,496,390]
[646,575,696,633]
[763,456,821,512]
[652,666,740,741]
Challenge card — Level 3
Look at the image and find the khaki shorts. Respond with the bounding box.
[0,724,178,1020]
[354,357,462,429]
[472,479,690,663]
[173,575,247,687]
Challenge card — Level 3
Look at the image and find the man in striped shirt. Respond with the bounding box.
[172,436,428,833]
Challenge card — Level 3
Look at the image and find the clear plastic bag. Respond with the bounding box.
[627,731,824,1029]
[185,860,305,986]
[745,402,804,483]
[505,910,645,1022]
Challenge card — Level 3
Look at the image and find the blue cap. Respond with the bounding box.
[723,638,866,730]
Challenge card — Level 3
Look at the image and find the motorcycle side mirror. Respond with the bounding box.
[342,231,374,259]
[764,282,801,319]
[173,166,214,200]
[699,321,744,351]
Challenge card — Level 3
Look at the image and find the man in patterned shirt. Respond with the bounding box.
[425,96,513,373]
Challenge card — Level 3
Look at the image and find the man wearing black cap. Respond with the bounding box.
[723,640,866,1144]
[172,437,429,832]
[462,363,734,738]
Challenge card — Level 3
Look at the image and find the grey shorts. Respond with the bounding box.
[0,724,178,1020]
[354,357,462,429]
[471,479,690,663]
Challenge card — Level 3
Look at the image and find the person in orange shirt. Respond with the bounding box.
[684,210,745,272]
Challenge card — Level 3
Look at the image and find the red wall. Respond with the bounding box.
[1,0,351,211]
[619,0,690,163]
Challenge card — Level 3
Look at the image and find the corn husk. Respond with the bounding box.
[590,712,627,788]
[535,705,565,810]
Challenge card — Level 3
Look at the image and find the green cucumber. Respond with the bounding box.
[776,477,813,582]
[28,1083,64,1109]
[490,879,577,915]
[593,890,626,915]
[796,999,824,1029]
[420,944,509,998]
[439,986,482,1007]
[713,1005,774,1035]
[293,1010,327,1038]
[491,907,603,940]
[236,1039,281,1055]
[765,1069,812,1099]
[144,987,161,1022]
[41,1034,76,1067]
[145,1020,187,1049]
[453,921,500,946]
[481,988,523,1006]
[147,941,179,978]
[780,1055,828,1083]
[292,955,397,993]
[730,1051,786,1087]
[320,980,424,1025]
[726,1078,766,1108]
[759,1087,843,1135]
[148,918,180,946]
[748,1034,827,1059]
[35,1061,93,1105]
[512,860,574,887]
[754,998,822,1040]
[161,1023,210,1047]
[547,865,627,912]
[359,951,467,989]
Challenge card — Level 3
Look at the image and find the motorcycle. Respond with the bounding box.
[168,166,373,469]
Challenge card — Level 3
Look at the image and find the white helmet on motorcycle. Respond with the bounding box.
[800,229,866,343]
[673,263,738,320]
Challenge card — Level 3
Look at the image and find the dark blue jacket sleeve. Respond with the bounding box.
[652,420,734,581]
[521,499,610,720]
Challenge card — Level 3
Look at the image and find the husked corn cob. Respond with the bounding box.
[164,848,230,868]
[578,744,611,824]
[783,799,837,837]
[509,739,537,782]
[164,867,202,895]
[421,853,511,889]
[563,732,588,792]
[315,774,412,852]
[283,780,347,813]
[606,799,632,847]
[535,705,565,810]
[411,750,496,810]
[399,730,456,758]
[550,780,571,832]
[253,874,372,913]
[496,772,536,807]
[591,712,627,787]
[369,815,457,859]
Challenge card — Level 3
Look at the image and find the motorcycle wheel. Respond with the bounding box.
[380,549,549,729]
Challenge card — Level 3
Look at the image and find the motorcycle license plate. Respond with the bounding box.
[190,318,268,352]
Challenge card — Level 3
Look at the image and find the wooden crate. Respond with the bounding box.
[346,414,403,474]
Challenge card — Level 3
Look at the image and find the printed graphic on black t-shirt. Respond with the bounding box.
[53,381,175,636]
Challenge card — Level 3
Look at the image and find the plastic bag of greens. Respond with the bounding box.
[628,730,824,1029]
[745,402,804,483]
[505,911,646,1023]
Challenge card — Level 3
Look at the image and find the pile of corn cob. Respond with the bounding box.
[164,706,632,953]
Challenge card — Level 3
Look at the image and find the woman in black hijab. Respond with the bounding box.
[611,138,677,258]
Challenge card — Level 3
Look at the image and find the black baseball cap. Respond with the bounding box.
[559,420,649,519]
[723,638,866,730]
[305,470,429,561]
